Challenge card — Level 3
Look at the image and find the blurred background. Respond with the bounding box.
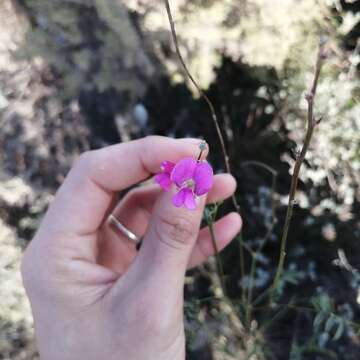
[0,0,359,359]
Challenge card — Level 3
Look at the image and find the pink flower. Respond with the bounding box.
[154,161,175,191]
[155,156,213,210]
[171,157,213,210]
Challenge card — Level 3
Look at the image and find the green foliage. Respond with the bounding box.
[312,294,346,341]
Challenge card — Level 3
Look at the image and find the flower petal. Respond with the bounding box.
[172,188,188,207]
[184,189,197,210]
[160,161,175,174]
[170,157,197,187]
[194,161,214,196]
[155,173,172,191]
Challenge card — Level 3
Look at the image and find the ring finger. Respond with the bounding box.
[98,174,238,273]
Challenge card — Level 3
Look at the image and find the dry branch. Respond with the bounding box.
[271,41,327,296]
[163,0,240,213]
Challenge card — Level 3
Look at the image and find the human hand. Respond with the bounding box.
[21,136,242,360]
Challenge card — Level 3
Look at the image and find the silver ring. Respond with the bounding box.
[108,214,141,244]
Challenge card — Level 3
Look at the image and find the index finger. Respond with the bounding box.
[42,136,208,236]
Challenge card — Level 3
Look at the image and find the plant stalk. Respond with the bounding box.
[163,0,244,282]
[271,42,326,299]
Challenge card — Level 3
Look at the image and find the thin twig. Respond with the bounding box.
[206,205,226,295]
[163,0,245,283]
[205,205,246,339]
[241,161,278,178]
[271,41,326,299]
[163,0,240,212]
[240,162,278,327]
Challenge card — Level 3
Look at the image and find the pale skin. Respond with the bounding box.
[21,136,242,360]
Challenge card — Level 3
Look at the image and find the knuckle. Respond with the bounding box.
[142,135,164,152]
[155,215,196,247]
[144,135,161,145]
[75,150,95,170]
[125,187,142,203]
[120,187,146,212]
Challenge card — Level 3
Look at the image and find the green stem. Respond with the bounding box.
[242,162,278,323]
[270,43,325,301]
[208,220,226,296]
[164,0,245,307]
[245,250,256,329]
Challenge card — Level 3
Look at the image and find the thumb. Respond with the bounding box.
[138,188,206,288]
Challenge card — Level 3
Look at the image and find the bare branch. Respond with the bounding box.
[163,0,246,286]
[271,41,326,298]
[163,0,240,213]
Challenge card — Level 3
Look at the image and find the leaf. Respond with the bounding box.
[319,294,332,313]
[312,297,321,312]
[314,312,326,331]
[333,318,345,341]
[325,314,337,333]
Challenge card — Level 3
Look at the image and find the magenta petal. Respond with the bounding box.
[172,188,188,207]
[170,157,197,187]
[194,161,214,195]
[155,173,172,191]
[184,189,196,210]
[160,161,175,174]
